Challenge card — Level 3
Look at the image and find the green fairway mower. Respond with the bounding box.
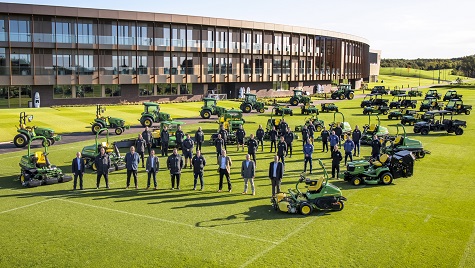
[360,93,388,108]
[139,102,172,127]
[370,86,389,95]
[271,159,347,215]
[199,98,227,119]
[331,83,355,100]
[328,112,352,134]
[343,150,415,186]
[360,114,389,145]
[321,102,339,113]
[389,94,417,109]
[295,114,325,132]
[14,112,61,148]
[363,104,390,115]
[388,108,415,120]
[18,136,72,188]
[273,104,293,116]
[408,87,423,97]
[413,110,466,135]
[445,99,471,115]
[390,89,406,96]
[425,89,441,100]
[443,90,463,101]
[81,128,125,172]
[289,89,310,106]
[209,109,244,144]
[419,97,444,112]
[240,93,266,113]
[152,120,186,149]
[300,103,319,115]
[382,124,430,159]
[90,105,129,135]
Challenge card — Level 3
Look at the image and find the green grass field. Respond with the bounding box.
[0,84,474,267]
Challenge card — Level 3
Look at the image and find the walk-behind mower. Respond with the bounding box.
[271,159,347,215]
[343,150,415,186]
[360,114,389,145]
[382,124,430,158]
[14,112,61,148]
[19,136,72,187]
[91,104,130,135]
[81,128,125,172]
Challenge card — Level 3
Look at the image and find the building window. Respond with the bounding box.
[115,22,136,45]
[137,24,151,46]
[0,48,8,75]
[76,50,95,75]
[53,50,74,75]
[53,20,74,43]
[78,85,102,98]
[157,83,175,95]
[137,52,148,74]
[9,18,31,42]
[171,26,185,47]
[105,85,121,97]
[273,81,289,91]
[53,85,73,99]
[179,83,191,95]
[77,20,94,44]
[0,17,7,41]
[11,49,31,75]
[139,84,154,96]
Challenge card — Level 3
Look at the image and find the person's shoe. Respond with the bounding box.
[125,186,129,189]
[229,189,232,193]
[242,192,247,195]
[96,187,99,189]
[310,171,312,174]
[135,186,138,189]
[193,188,196,191]
[303,170,306,173]
[154,187,157,190]
[142,165,145,168]
[176,187,180,190]
[146,187,150,190]
[217,189,222,192]
[184,165,187,168]
[170,188,174,190]
[252,192,255,196]
[106,185,110,189]
[73,188,76,191]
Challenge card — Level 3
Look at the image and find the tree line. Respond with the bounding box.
[381,55,475,78]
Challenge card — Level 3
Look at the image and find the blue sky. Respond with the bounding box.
[2,0,474,59]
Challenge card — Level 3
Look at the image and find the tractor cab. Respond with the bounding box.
[143,102,160,115]
[290,90,310,106]
[203,98,217,109]
[245,93,257,103]
[293,90,303,97]
[139,102,171,127]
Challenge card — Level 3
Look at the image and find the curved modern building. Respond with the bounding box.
[0,2,370,108]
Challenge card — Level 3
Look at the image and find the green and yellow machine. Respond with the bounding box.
[331,83,355,100]
[91,104,130,135]
[289,89,310,106]
[151,121,186,149]
[199,98,227,119]
[14,112,61,148]
[209,109,244,144]
[19,136,72,187]
[139,102,172,127]
[240,93,266,113]
[360,114,389,145]
[81,128,125,172]
[382,124,430,158]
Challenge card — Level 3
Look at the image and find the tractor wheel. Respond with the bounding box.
[363,110,368,115]
[13,134,28,148]
[316,125,322,132]
[334,200,345,211]
[259,108,265,113]
[91,162,97,171]
[348,92,355,100]
[290,111,293,116]
[92,123,103,134]
[420,129,429,135]
[351,177,362,186]
[455,128,464,135]
[290,99,299,106]
[339,94,345,100]
[244,104,252,113]
[142,118,153,127]
[42,139,52,147]
[388,115,392,120]
[379,172,393,185]
[331,94,337,100]
[49,138,55,145]
[299,202,313,216]
[383,110,388,115]
[465,110,471,115]
[200,110,211,119]
[115,128,124,135]
[417,151,426,159]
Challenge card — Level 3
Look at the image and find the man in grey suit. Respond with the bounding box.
[241,154,256,195]
[269,155,284,197]
[146,150,159,190]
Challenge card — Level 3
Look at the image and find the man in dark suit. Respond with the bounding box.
[95,147,110,189]
[161,126,170,156]
[72,152,85,190]
[146,149,159,190]
[268,155,284,197]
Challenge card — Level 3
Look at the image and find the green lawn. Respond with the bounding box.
[0,86,474,267]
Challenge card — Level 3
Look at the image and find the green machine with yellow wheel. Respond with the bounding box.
[81,128,125,172]
[14,112,61,148]
[271,159,347,216]
[90,104,130,135]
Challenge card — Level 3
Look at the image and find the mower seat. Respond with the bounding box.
[394,136,402,145]
[373,154,389,167]
[34,151,47,168]
[368,124,376,132]
[306,177,324,193]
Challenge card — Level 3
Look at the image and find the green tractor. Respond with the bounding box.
[151,121,186,149]
[209,109,244,144]
[273,104,293,116]
[139,102,172,127]
[90,105,129,135]
[81,128,126,172]
[331,83,355,100]
[199,97,227,119]
[360,114,389,145]
[240,93,266,113]
[14,112,61,148]
[289,89,311,106]
[271,159,347,215]
[343,150,415,186]
[321,102,339,113]
[408,87,423,97]
[19,136,72,187]
[382,124,430,158]
[295,114,325,132]
[300,103,319,115]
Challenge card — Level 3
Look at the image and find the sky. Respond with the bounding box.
[2,0,474,59]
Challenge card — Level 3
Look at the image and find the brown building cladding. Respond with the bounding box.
[0,2,370,108]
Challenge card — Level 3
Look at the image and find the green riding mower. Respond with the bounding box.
[199,98,227,119]
[321,102,339,113]
[14,112,61,148]
[271,159,347,215]
[343,150,415,186]
[91,105,130,135]
[289,89,311,106]
[152,120,186,149]
[331,83,355,100]
[209,109,244,144]
[381,124,430,158]
[81,128,126,172]
[240,93,266,113]
[139,102,172,127]
[18,136,72,187]
[295,114,324,132]
[360,114,389,145]
[273,105,293,116]
[300,103,319,115]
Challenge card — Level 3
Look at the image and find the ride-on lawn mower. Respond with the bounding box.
[294,114,324,132]
[19,136,72,187]
[14,112,61,148]
[360,114,389,145]
[81,128,126,172]
[321,102,339,113]
[273,104,293,116]
[272,159,347,215]
[382,124,430,159]
[343,150,415,186]
[91,105,130,135]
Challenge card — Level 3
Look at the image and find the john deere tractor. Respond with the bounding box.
[139,102,172,127]
[343,150,415,186]
[209,109,244,144]
[14,112,61,148]
[289,89,311,106]
[331,83,355,100]
[18,136,72,187]
[271,159,347,215]
[81,128,126,172]
[151,121,186,149]
[199,98,227,119]
[300,103,319,115]
[240,93,266,113]
[360,114,389,145]
[91,105,129,135]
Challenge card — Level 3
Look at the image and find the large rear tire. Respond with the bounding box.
[42,139,52,147]
[334,200,345,211]
[13,134,28,148]
[243,104,252,113]
[141,117,153,127]
[200,110,211,119]
[290,98,299,106]
[348,92,355,100]
[465,110,471,115]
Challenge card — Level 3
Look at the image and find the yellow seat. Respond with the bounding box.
[394,136,402,145]
[368,124,376,132]
[308,177,324,192]
[431,102,436,107]
[372,154,389,167]
[34,151,46,165]
[101,142,108,148]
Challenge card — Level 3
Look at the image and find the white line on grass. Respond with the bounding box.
[239,212,323,268]
[56,198,278,245]
[424,214,431,223]
[458,222,475,268]
[0,198,55,215]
